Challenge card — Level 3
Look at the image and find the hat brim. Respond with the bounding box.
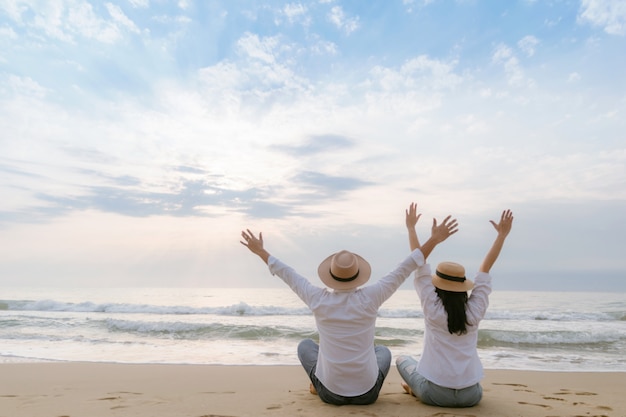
[318,252,371,290]
[432,275,474,292]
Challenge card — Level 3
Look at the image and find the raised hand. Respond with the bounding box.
[240,229,270,263]
[489,209,514,238]
[431,215,459,243]
[405,202,422,229]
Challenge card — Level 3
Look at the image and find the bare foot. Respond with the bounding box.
[401,382,414,396]
[309,383,318,395]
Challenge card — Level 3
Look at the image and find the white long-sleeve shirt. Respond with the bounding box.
[414,264,492,389]
[268,249,425,397]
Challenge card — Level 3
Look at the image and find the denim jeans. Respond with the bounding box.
[297,338,391,405]
[396,355,482,407]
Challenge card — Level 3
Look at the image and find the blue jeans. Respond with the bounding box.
[297,338,391,405]
[396,355,482,407]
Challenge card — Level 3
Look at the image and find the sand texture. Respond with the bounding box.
[1,363,624,417]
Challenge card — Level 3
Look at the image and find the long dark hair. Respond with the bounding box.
[435,288,471,335]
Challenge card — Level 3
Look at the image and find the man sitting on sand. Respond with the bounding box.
[240,205,457,405]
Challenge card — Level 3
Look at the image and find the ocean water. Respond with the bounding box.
[1,287,624,371]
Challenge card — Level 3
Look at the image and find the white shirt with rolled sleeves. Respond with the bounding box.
[267,248,426,397]
[414,265,492,389]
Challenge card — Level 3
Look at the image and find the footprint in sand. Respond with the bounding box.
[492,382,534,393]
[553,388,598,396]
[98,391,143,400]
[542,396,566,402]
[571,402,614,412]
[347,411,378,417]
[492,383,528,387]
[517,401,552,409]
[197,415,237,417]
[96,391,147,410]
[200,391,236,395]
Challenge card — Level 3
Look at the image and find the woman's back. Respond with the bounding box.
[414,269,492,389]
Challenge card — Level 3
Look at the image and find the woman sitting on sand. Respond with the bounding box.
[396,205,513,407]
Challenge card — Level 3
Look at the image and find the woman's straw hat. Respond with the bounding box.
[432,261,474,292]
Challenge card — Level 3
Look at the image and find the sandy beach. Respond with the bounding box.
[1,363,624,417]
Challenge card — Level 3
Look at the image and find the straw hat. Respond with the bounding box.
[432,261,474,292]
[317,250,371,290]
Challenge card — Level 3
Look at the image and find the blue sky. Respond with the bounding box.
[1,0,625,290]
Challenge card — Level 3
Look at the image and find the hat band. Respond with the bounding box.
[436,270,466,283]
[330,269,360,282]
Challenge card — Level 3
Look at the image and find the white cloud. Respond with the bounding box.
[310,38,338,55]
[544,16,562,28]
[26,1,74,43]
[402,0,416,13]
[334,56,466,131]
[282,3,309,26]
[518,35,539,57]
[6,75,49,98]
[106,2,140,34]
[567,72,581,82]
[0,26,17,39]
[492,43,531,87]
[66,2,123,43]
[193,33,311,115]
[328,6,359,34]
[492,43,512,62]
[0,0,28,22]
[0,0,145,44]
[460,113,489,134]
[128,0,149,7]
[0,26,16,62]
[402,0,436,8]
[370,55,463,92]
[236,32,283,65]
[578,0,626,35]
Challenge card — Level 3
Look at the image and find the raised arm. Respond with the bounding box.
[405,202,422,251]
[405,202,458,260]
[240,229,270,264]
[479,209,514,273]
